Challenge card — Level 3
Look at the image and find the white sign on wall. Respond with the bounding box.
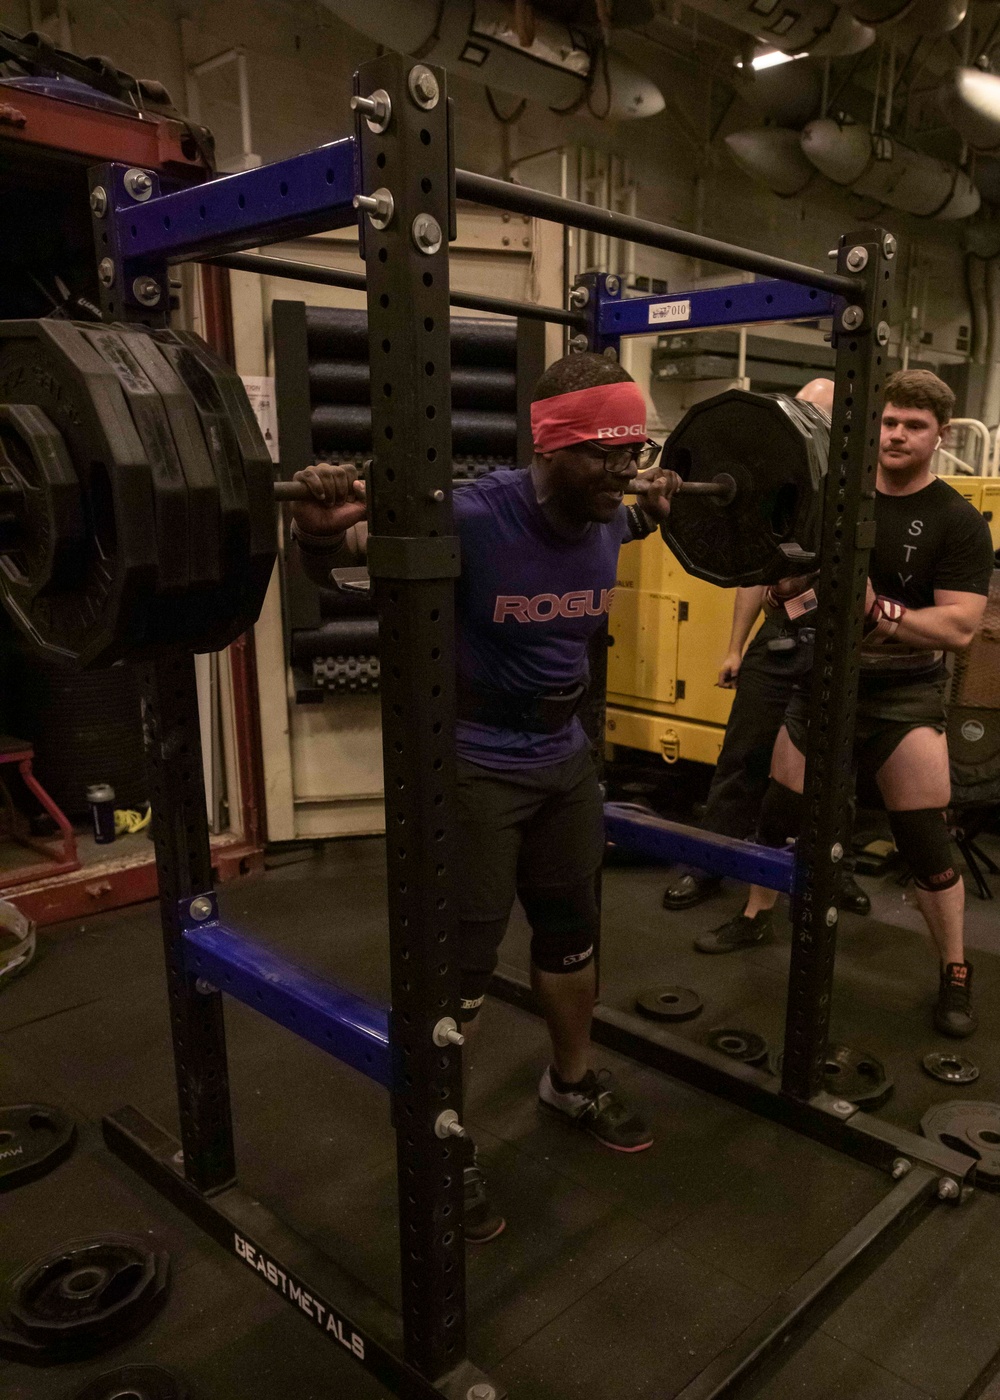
[241,374,279,463]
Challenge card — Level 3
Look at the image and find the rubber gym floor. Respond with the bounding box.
[3,833,1000,1400]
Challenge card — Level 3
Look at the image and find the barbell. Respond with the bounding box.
[0,318,828,668]
[272,473,740,505]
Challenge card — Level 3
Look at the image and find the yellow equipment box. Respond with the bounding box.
[606,473,998,766]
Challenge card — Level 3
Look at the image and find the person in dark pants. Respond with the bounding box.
[694,369,995,1039]
[663,379,871,917]
[290,352,681,1243]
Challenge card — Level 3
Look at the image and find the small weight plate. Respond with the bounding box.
[922,1051,980,1085]
[922,1101,1000,1186]
[707,1028,769,1065]
[635,985,703,1022]
[0,1233,170,1363]
[769,1045,892,1107]
[0,1104,75,1192]
[72,1363,188,1400]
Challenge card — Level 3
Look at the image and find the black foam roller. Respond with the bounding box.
[305,308,516,367]
[319,587,379,621]
[291,619,380,664]
[309,361,516,410]
[311,406,516,457]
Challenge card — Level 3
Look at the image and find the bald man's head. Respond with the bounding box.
[796,377,835,418]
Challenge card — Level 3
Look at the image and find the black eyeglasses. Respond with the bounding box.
[579,438,663,477]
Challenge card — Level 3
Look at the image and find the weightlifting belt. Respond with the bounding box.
[457,680,587,734]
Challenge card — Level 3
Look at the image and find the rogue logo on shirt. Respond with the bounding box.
[493,589,615,623]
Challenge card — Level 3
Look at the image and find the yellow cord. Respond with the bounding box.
[114,806,151,836]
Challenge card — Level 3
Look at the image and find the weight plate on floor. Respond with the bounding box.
[769,1045,893,1107]
[0,1104,75,1192]
[922,1051,980,1085]
[0,1233,170,1363]
[635,985,703,1022]
[922,1101,1000,1186]
[72,1363,188,1400]
[707,1028,769,1065]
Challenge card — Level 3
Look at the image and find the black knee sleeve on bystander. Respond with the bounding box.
[756,781,803,849]
[521,879,599,975]
[888,809,960,892]
[458,918,509,1021]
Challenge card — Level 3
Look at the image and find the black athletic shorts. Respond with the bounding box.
[783,668,948,778]
[455,743,604,925]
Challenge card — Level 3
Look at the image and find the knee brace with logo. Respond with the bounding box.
[888,809,960,892]
[520,880,599,975]
[756,780,803,849]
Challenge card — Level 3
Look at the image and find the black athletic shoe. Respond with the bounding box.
[663,872,722,910]
[836,873,871,917]
[694,909,774,954]
[538,1066,653,1152]
[935,962,977,1039]
[463,1142,505,1244]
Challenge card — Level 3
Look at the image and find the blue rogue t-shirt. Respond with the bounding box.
[453,469,633,770]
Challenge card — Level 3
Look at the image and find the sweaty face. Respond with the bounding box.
[879,403,941,475]
[542,442,638,524]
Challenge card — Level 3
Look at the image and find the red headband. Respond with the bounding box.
[531,381,647,454]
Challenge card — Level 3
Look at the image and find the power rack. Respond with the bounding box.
[88,51,974,1400]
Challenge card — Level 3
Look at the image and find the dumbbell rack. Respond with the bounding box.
[80,50,974,1400]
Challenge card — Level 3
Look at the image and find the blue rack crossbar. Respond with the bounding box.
[182,920,392,1088]
[604,803,796,894]
[599,280,838,338]
[116,138,358,264]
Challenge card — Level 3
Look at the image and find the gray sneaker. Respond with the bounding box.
[538,1066,653,1152]
[694,909,774,954]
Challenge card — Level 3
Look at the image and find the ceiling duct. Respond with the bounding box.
[800,116,981,217]
[320,0,665,116]
[940,67,1000,156]
[725,128,816,195]
[679,0,873,56]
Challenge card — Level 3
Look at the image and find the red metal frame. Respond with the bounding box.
[0,85,207,175]
[0,743,80,889]
[0,82,269,925]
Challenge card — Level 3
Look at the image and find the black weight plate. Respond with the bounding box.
[707,1028,769,1065]
[72,1363,188,1400]
[0,1233,169,1363]
[635,985,703,1022]
[123,329,222,588]
[81,327,192,593]
[149,330,275,654]
[922,1100,1000,1186]
[0,403,86,598]
[769,1045,892,1106]
[923,1051,980,1085]
[662,388,827,588]
[0,1104,75,1191]
[0,320,158,666]
[148,330,250,576]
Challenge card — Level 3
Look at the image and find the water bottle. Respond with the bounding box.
[86,783,116,844]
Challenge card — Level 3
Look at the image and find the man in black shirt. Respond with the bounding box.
[694,369,995,1038]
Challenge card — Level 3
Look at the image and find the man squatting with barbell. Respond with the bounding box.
[290,352,682,1242]
[694,369,995,1040]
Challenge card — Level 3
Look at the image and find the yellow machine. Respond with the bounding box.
[606,475,1000,766]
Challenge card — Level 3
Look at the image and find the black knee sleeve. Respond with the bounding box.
[888,809,960,892]
[520,880,599,975]
[757,781,803,849]
[458,917,508,1021]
